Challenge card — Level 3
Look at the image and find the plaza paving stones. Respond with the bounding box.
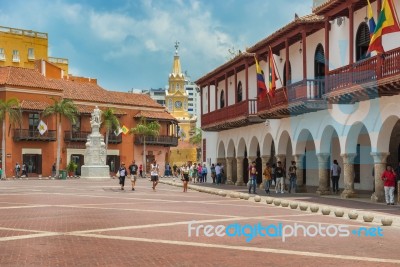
[0,179,399,266]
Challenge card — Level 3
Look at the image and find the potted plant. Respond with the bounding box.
[67,161,77,177]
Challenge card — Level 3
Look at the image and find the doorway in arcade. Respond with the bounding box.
[107,155,120,175]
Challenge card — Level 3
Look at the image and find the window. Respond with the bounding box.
[186,87,193,91]
[220,90,225,108]
[12,50,20,62]
[189,93,193,96]
[356,22,370,61]
[28,48,35,60]
[0,48,5,61]
[28,113,40,136]
[188,103,193,106]
[237,81,243,102]
[188,98,193,101]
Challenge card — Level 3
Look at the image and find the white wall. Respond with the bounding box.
[306,29,325,79]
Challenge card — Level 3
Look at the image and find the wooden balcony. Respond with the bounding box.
[134,135,178,147]
[13,129,56,142]
[64,131,90,142]
[325,47,400,103]
[257,79,327,119]
[201,99,263,131]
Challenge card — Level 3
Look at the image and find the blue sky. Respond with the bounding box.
[0,0,312,92]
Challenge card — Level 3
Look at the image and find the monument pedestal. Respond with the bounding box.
[81,165,110,178]
[80,106,111,179]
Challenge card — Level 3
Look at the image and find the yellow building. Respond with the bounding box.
[165,42,196,141]
[0,25,69,75]
[166,42,197,166]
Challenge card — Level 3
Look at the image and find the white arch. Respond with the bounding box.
[277,130,291,155]
[294,128,316,155]
[344,121,371,155]
[217,140,226,158]
[248,136,260,157]
[226,139,236,157]
[375,115,399,153]
[261,133,275,156]
[319,125,341,154]
[237,138,247,157]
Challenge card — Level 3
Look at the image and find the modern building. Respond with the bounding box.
[0,25,69,76]
[196,0,400,202]
[139,88,166,107]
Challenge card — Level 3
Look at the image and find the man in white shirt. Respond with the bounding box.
[330,159,341,194]
[150,160,159,191]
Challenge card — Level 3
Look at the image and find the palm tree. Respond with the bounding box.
[130,117,160,177]
[101,108,120,151]
[43,98,78,178]
[189,127,202,162]
[0,98,22,179]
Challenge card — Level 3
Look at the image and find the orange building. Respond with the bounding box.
[0,60,179,178]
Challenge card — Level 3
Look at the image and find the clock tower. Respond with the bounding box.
[165,42,196,141]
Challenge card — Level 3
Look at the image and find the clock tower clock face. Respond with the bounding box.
[175,101,182,108]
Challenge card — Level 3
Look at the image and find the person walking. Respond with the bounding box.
[118,162,127,190]
[22,163,28,177]
[139,164,143,178]
[263,162,272,194]
[271,163,277,188]
[275,161,285,194]
[211,164,216,183]
[129,160,138,191]
[150,160,159,191]
[197,163,202,183]
[215,163,222,185]
[288,161,297,193]
[381,165,396,205]
[202,164,208,183]
[249,161,257,194]
[52,163,56,178]
[330,159,341,194]
[181,164,190,192]
[15,163,20,178]
[173,163,178,177]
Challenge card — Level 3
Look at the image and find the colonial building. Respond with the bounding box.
[196,0,400,202]
[0,25,69,76]
[0,61,179,178]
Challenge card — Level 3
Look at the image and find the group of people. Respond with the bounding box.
[177,163,208,191]
[116,160,159,191]
[14,162,28,178]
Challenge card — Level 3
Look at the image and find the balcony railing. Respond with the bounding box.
[13,129,56,142]
[64,131,90,142]
[134,135,178,147]
[202,99,258,128]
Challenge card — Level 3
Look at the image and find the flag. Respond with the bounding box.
[121,125,129,135]
[268,46,277,97]
[37,120,47,135]
[114,126,122,136]
[367,0,376,36]
[255,56,267,100]
[367,0,400,54]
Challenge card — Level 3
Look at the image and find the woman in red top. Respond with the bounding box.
[381,165,396,205]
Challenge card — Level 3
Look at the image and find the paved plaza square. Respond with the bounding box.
[0,178,399,266]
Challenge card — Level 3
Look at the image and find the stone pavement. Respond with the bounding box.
[0,178,399,266]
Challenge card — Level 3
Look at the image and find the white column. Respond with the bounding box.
[225,157,234,185]
[294,154,307,193]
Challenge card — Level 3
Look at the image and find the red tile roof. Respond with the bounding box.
[20,100,49,111]
[76,105,127,115]
[0,66,163,109]
[134,110,178,122]
[0,67,62,91]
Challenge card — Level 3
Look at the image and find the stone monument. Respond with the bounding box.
[81,106,110,178]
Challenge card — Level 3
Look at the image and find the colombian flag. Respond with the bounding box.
[121,125,129,135]
[268,47,277,97]
[367,0,400,54]
[255,56,267,100]
[367,0,376,36]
